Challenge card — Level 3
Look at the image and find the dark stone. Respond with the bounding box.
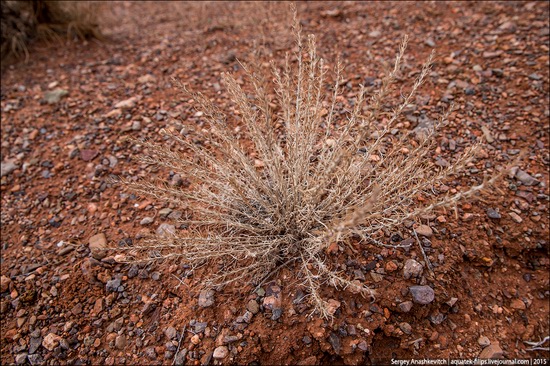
[409,285,435,305]
[328,332,341,354]
[486,208,501,219]
[429,311,446,325]
[118,238,133,247]
[27,354,44,366]
[29,337,42,354]
[144,346,157,360]
[398,301,414,313]
[80,150,99,162]
[127,265,138,278]
[364,261,377,271]
[194,322,207,333]
[106,278,122,292]
[271,308,282,321]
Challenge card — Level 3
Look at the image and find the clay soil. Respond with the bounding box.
[1,2,549,365]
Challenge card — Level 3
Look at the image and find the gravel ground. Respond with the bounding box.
[1,2,549,365]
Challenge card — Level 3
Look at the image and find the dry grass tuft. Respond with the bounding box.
[119,10,495,318]
[1,0,105,62]
[33,1,104,42]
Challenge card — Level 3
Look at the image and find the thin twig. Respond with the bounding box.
[172,325,187,366]
[171,273,189,291]
[524,336,550,351]
[408,337,424,346]
[413,229,434,277]
[368,236,413,249]
[254,257,299,291]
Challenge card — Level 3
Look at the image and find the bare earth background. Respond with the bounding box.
[1,1,549,365]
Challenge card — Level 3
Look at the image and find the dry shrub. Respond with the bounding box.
[1,0,33,60]
[171,1,289,34]
[120,12,495,318]
[32,1,104,42]
[1,0,104,62]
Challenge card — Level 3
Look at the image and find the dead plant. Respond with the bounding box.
[1,0,105,63]
[119,10,495,318]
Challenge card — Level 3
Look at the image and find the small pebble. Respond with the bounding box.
[212,346,228,359]
[144,346,157,360]
[115,335,126,350]
[369,30,381,38]
[106,278,122,292]
[486,208,501,219]
[409,285,435,305]
[478,336,491,347]
[190,334,200,345]
[115,97,137,109]
[515,169,539,186]
[415,224,433,237]
[140,217,154,225]
[399,322,412,335]
[510,298,526,310]
[509,212,523,223]
[164,326,177,340]
[357,340,368,351]
[44,89,68,104]
[424,38,435,47]
[89,233,107,260]
[42,333,62,351]
[198,289,215,307]
[15,353,27,365]
[246,299,259,314]
[398,301,413,312]
[328,332,341,354]
[0,275,11,292]
[403,259,423,279]
[479,344,503,359]
[1,160,18,177]
[271,308,282,321]
[27,354,43,365]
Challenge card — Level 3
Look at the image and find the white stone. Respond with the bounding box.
[212,346,228,359]
[115,97,138,109]
[42,333,62,351]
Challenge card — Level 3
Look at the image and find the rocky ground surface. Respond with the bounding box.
[1,1,549,365]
